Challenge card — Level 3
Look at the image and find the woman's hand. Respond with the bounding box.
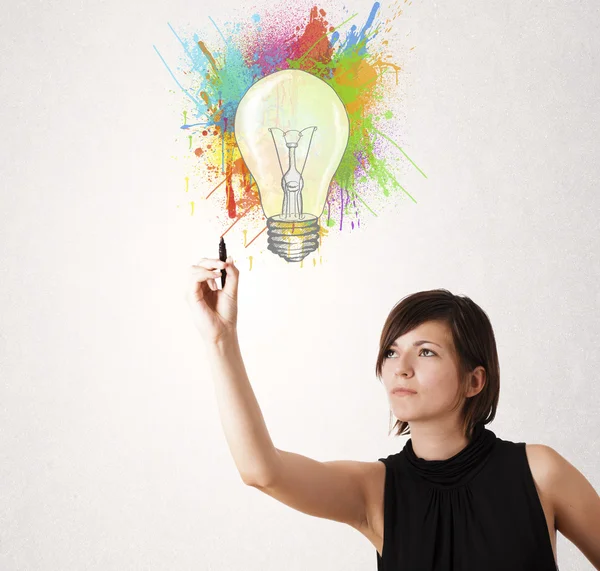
[186,256,239,344]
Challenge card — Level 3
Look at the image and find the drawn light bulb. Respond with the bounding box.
[234,70,349,262]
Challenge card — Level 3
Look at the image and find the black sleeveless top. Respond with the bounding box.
[376,424,558,571]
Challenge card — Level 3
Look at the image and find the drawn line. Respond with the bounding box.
[352,189,378,217]
[205,178,226,199]
[246,226,267,248]
[153,45,202,108]
[373,128,427,178]
[222,203,259,237]
[167,23,195,65]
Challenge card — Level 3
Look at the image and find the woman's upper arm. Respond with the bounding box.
[543,445,600,568]
[249,448,383,531]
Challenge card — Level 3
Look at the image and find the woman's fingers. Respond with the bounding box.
[190,266,223,281]
[187,256,236,299]
[186,266,221,303]
[194,258,226,270]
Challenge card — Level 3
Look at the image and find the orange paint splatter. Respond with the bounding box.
[197,41,219,74]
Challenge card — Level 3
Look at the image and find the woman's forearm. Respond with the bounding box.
[205,330,279,485]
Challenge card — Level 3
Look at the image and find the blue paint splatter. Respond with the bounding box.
[338,2,380,56]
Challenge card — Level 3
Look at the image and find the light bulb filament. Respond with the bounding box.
[269,126,317,221]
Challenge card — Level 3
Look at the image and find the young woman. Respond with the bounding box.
[187,256,600,570]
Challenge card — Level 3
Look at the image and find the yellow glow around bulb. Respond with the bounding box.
[234,69,350,262]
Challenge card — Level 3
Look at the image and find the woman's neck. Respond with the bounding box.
[407,419,471,461]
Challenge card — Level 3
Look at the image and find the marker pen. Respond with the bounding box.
[219,236,227,288]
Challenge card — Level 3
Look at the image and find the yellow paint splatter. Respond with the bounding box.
[190,201,195,215]
[185,177,189,193]
[248,256,253,270]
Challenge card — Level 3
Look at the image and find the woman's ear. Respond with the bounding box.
[466,366,486,398]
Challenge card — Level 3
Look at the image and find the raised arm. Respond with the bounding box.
[251,448,383,531]
[205,323,376,530]
[188,256,380,532]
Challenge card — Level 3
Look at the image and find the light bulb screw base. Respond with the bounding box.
[266,214,320,263]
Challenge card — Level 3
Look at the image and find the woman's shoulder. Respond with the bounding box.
[524,443,560,493]
[494,435,559,482]
[524,443,559,470]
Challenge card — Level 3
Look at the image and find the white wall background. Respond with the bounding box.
[1,0,599,569]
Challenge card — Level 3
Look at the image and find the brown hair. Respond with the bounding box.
[375,289,500,439]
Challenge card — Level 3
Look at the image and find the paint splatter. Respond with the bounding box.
[154,1,426,254]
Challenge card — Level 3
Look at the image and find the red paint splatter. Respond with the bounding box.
[194,147,204,157]
[225,156,255,218]
[225,160,236,218]
[290,6,333,71]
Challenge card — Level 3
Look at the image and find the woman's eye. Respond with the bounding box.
[384,348,436,359]
[385,347,435,359]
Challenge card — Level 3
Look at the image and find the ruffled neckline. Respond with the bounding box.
[403,423,497,487]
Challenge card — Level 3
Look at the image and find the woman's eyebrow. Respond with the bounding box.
[391,340,443,348]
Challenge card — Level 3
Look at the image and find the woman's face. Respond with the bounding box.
[381,320,466,424]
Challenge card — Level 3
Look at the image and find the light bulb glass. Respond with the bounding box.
[234,70,350,262]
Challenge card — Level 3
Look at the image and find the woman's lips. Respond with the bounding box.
[392,388,417,396]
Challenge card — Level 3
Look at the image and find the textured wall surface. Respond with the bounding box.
[1,0,598,569]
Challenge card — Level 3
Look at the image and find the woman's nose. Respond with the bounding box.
[395,370,409,377]
[394,362,413,376]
